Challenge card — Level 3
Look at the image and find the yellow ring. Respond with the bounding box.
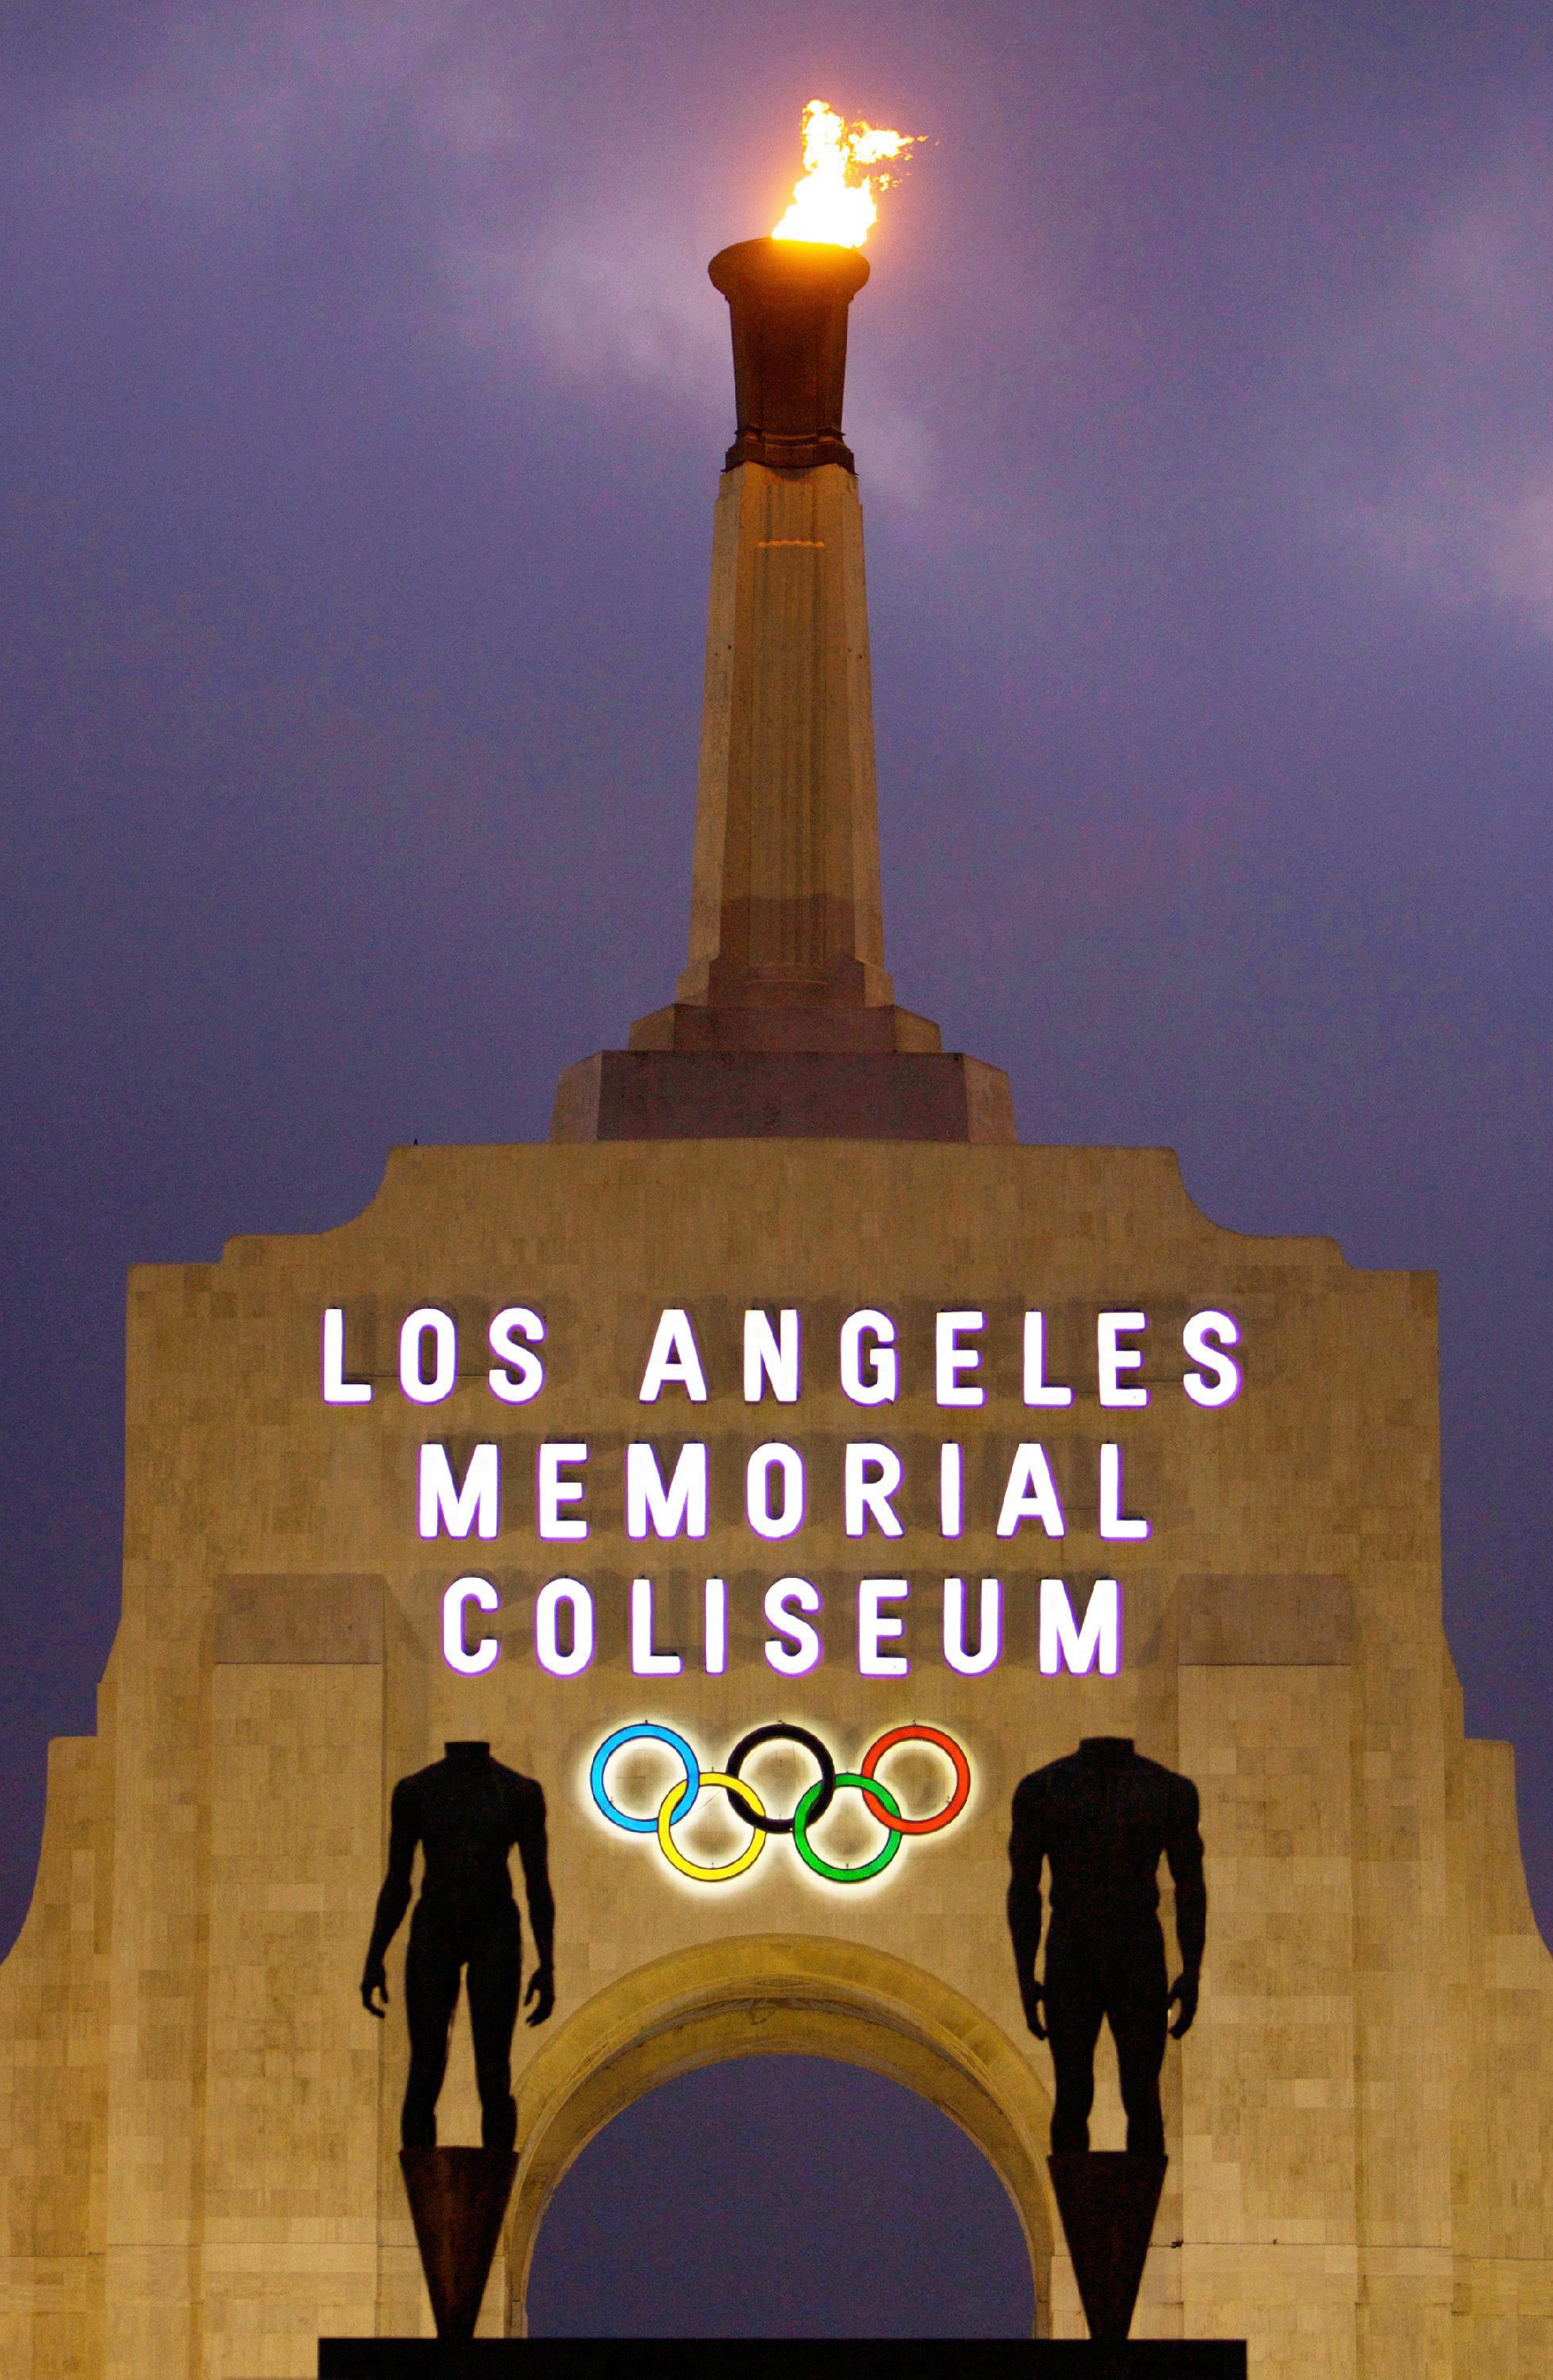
[655,1769,767,1883]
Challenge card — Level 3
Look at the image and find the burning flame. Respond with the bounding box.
[771,98,922,249]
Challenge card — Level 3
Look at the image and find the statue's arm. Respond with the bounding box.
[1165,1775,1206,2033]
[516,1783,556,2025]
[361,1781,418,2015]
[1007,1778,1049,2039]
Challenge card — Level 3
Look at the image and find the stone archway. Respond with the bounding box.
[506,1933,1056,2336]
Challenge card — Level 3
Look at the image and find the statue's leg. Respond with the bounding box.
[1107,1925,1168,2157]
[1044,1931,1104,2153]
[466,1900,522,2154]
[402,1913,462,2149]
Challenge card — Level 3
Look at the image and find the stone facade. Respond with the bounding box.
[1,1136,1548,2378]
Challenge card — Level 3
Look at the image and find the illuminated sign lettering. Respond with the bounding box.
[439,1572,1120,1683]
[320,1301,1244,1683]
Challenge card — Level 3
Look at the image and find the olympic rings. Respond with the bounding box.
[859,1724,972,1836]
[590,1722,700,1834]
[588,1721,971,1887]
[793,1771,903,1884]
[724,1722,837,1834]
[657,1771,768,1883]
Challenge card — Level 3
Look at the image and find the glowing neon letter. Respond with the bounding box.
[1098,1311,1148,1407]
[535,1577,594,1676]
[704,1577,728,1676]
[538,1442,589,1541]
[858,1578,910,1676]
[625,1442,708,1539]
[488,1306,545,1403]
[940,1442,963,1538]
[1022,1311,1073,1408]
[1183,1309,1240,1406]
[840,1310,897,1405]
[1040,1578,1121,1676]
[419,1442,498,1540]
[746,1443,804,1540]
[630,1577,682,1676]
[744,1309,800,1403]
[443,1575,500,1676]
[400,1307,456,1404]
[1099,1441,1149,1540]
[845,1442,904,1537]
[764,1576,823,1675]
[944,1576,1002,1676]
[935,1311,985,1407]
[996,1444,1066,1538]
[322,1307,372,1404]
[638,1308,708,1403]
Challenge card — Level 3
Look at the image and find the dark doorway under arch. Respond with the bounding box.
[525,2054,1036,2337]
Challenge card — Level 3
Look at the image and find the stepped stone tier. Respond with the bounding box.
[2,236,1551,2380]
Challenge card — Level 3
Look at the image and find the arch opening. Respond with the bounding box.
[507,1934,1056,2337]
[526,2054,1036,2336]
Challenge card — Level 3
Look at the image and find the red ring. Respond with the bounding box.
[858,1726,971,1835]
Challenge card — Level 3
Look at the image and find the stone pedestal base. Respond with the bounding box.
[550,1051,1017,1142]
[319,2341,1247,2378]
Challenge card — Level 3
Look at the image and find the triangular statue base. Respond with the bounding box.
[1048,2150,1168,2344]
[399,2146,517,2341]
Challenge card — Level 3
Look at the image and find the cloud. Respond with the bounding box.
[1348,455,1553,634]
[403,21,727,401]
[9,6,939,491]
[1314,118,1553,638]
[16,8,729,397]
[33,2,467,203]
[447,215,723,390]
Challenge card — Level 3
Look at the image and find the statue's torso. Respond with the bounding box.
[405,1758,538,1923]
[1017,1750,1185,1937]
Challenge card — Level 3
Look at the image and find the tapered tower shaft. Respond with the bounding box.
[552,236,1013,1140]
[632,239,931,1054]
[678,459,890,1011]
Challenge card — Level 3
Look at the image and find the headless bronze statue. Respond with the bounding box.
[361,1740,555,2152]
[1007,1735,1205,2154]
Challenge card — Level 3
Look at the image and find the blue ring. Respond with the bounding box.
[590,1723,700,1834]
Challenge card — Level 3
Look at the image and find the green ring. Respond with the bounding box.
[792,1772,905,1884]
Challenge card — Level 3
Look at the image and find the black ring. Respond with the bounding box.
[723,1722,837,1835]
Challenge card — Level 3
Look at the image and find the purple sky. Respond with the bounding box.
[3,1,1551,2332]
